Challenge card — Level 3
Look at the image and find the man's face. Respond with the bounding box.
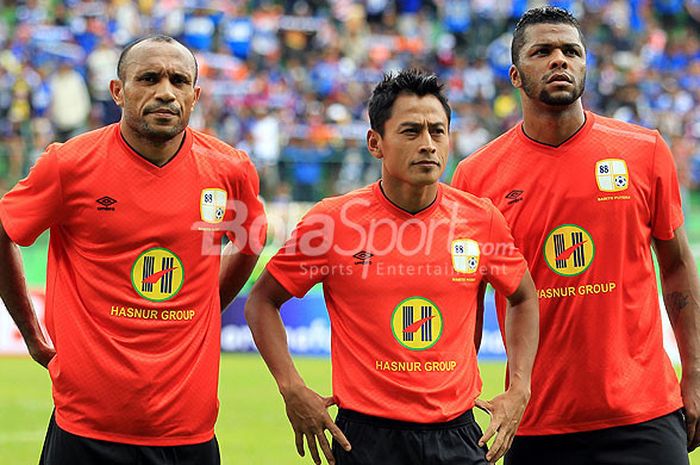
[512,23,586,106]
[111,40,200,142]
[368,93,450,188]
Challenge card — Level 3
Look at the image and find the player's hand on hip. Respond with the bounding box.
[27,340,56,369]
[281,385,351,465]
[681,374,700,451]
[475,386,530,463]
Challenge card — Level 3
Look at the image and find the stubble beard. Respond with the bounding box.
[134,118,187,143]
[521,69,586,106]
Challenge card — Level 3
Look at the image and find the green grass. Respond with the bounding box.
[1,355,699,465]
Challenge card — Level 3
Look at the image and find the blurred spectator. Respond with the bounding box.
[0,0,697,203]
[49,60,91,142]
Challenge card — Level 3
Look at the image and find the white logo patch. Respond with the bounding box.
[596,159,629,193]
[451,239,480,274]
[200,188,227,224]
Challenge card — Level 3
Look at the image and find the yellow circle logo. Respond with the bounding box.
[543,224,595,277]
[131,247,184,302]
[391,297,443,350]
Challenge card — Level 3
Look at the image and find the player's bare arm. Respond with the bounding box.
[476,270,539,463]
[219,241,260,311]
[474,281,487,351]
[245,270,351,465]
[653,226,700,451]
[0,221,54,367]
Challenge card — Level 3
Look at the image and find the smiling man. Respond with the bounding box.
[245,69,540,465]
[0,35,266,465]
[453,7,700,465]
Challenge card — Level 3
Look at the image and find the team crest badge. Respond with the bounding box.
[595,159,629,192]
[200,188,227,224]
[451,239,480,274]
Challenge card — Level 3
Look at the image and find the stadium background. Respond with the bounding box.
[0,0,699,463]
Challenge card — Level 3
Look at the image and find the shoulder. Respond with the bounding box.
[456,124,520,172]
[189,128,257,178]
[441,183,497,214]
[306,184,375,217]
[50,125,116,164]
[462,124,520,163]
[589,112,659,145]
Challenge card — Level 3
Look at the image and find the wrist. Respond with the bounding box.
[507,379,531,399]
[278,377,306,399]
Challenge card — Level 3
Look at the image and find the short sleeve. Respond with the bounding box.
[650,133,683,240]
[0,144,64,246]
[483,204,527,297]
[265,202,332,298]
[227,157,268,255]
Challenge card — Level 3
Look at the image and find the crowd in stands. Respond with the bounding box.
[0,0,698,203]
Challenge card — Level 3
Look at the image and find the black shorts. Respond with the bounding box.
[39,412,220,465]
[332,408,489,465]
[505,410,689,465]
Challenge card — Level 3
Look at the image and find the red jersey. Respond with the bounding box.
[452,112,683,435]
[0,124,266,445]
[266,182,527,422]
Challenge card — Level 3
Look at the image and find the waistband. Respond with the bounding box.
[336,408,477,431]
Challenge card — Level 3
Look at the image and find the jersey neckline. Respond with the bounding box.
[115,124,194,177]
[516,111,594,154]
[372,180,443,219]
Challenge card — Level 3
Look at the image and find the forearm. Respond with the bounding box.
[655,228,700,377]
[661,262,700,376]
[245,293,305,395]
[504,274,539,392]
[505,298,539,390]
[0,227,52,365]
[219,242,260,311]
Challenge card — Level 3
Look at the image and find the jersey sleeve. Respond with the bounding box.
[227,157,268,255]
[265,202,331,298]
[483,204,528,297]
[0,144,65,246]
[649,132,684,240]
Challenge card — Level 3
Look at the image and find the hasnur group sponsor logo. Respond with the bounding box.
[131,247,184,302]
[391,297,443,350]
[543,224,595,277]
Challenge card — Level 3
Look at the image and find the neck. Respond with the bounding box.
[380,178,438,214]
[521,99,586,146]
[119,122,185,167]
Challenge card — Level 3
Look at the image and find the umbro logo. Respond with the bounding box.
[505,190,524,205]
[353,250,373,265]
[96,196,117,211]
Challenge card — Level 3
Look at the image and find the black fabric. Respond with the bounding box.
[506,410,689,465]
[332,408,489,465]
[39,412,220,465]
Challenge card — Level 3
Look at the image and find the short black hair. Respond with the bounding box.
[511,6,584,66]
[368,69,451,136]
[117,34,199,84]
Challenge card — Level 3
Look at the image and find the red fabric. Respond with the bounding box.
[0,124,266,445]
[453,112,683,435]
[267,181,526,422]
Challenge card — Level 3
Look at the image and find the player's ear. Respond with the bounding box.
[110,79,124,107]
[367,129,383,160]
[191,86,202,110]
[509,64,522,89]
